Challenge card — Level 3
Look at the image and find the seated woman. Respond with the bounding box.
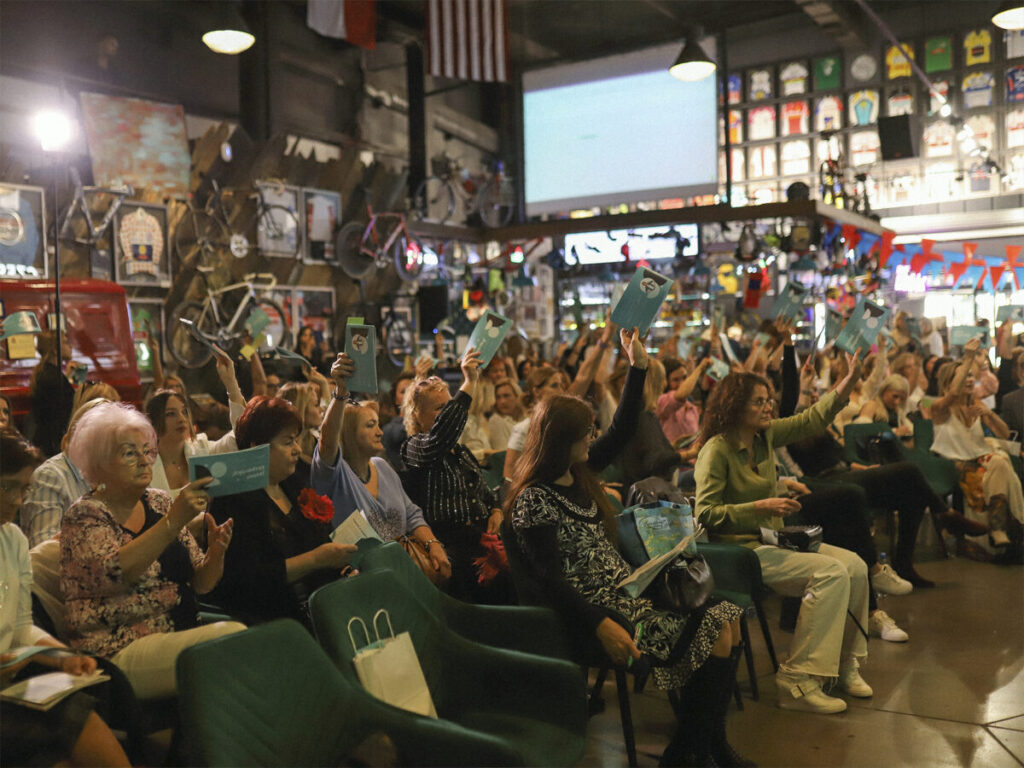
[487,377,525,452]
[695,358,873,715]
[506,330,751,768]
[400,350,508,603]
[932,340,1024,561]
[60,402,242,700]
[657,357,710,451]
[856,373,913,441]
[145,347,244,501]
[891,352,927,413]
[207,397,357,624]
[2,429,131,768]
[312,353,451,582]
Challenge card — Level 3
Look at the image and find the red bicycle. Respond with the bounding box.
[334,204,423,281]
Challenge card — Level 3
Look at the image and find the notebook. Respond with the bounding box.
[2,671,109,711]
[609,266,672,335]
[345,324,378,394]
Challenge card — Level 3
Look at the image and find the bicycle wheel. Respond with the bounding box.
[336,221,375,279]
[392,231,423,282]
[250,298,292,351]
[256,205,301,259]
[411,177,456,223]
[383,312,413,368]
[477,176,516,227]
[165,301,217,369]
[174,209,230,272]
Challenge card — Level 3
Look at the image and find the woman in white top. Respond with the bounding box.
[487,378,525,452]
[919,318,944,358]
[144,346,244,499]
[891,352,928,413]
[460,378,496,464]
[857,374,913,440]
[932,339,1023,555]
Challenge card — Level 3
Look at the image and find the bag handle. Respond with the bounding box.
[347,616,372,653]
[372,608,396,641]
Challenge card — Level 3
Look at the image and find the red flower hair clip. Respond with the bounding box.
[298,488,334,524]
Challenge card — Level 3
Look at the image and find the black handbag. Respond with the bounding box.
[860,431,903,465]
[760,524,824,552]
[646,554,715,614]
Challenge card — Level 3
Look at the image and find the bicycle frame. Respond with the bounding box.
[59,166,131,244]
[359,207,408,261]
[199,273,277,335]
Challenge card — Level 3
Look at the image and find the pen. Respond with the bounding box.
[627,623,643,668]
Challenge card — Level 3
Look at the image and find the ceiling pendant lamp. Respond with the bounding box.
[203,3,255,54]
[669,33,716,82]
[993,1,1024,29]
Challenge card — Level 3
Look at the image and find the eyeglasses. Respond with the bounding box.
[415,376,443,388]
[118,446,155,466]
[748,397,775,409]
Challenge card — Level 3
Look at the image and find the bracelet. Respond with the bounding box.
[331,389,347,400]
[423,538,444,549]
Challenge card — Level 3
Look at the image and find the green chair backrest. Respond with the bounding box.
[176,620,383,767]
[913,418,935,451]
[359,542,445,615]
[697,542,767,599]
[482,450,507,491]
[842,421,890,464]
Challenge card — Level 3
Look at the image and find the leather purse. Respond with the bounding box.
[647,553,715,614]
[396,535,449,587]
[759,524,824,552]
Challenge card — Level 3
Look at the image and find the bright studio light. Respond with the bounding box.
[32,110,74,152]
[939,103,953,117]
[993,2,1024,30]
[202,29,255,55]
[669,37,716,82]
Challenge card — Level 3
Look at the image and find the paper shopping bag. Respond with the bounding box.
[348,611,437,718]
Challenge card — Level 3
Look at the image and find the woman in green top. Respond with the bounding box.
[695,354,873,716]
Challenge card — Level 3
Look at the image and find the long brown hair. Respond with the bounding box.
[503,394,616,537]
[699,371,770,444]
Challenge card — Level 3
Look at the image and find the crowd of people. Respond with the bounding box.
[2,308,1022,767]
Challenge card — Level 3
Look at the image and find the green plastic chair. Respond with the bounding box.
[358,542,569,659]
[697,542,778,702]
[176,619,524,767]
[842,421,891,464]
[309,570,588,767]
[481,450,507,492]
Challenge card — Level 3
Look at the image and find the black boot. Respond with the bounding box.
[710,647,757,768]
[659,670,713,767]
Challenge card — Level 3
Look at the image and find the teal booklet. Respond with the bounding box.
[345,324,378,393]
[835,297,889,356]
[997,304,1024,323]
[949,325,990,348]
[706,357,731,381]
[465,310,511,367]
[188,445,270,498]
[825,308,844,342]
[773,282,808,323]
[245,307,270,336]
[609,266,672,335]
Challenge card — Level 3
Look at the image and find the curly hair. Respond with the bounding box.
[699,372,771,444]
[236,396,303,449]
[402,376,449,436]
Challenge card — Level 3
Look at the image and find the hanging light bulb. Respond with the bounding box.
[993,1,1024,29]
[203,4,254,54]
[669,34,716,82]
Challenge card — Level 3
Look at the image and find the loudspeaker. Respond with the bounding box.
[878,115,918,160]
[417,285,449,334]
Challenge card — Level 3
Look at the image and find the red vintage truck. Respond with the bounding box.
[0,278,142,431]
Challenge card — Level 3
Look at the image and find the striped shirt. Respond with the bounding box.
[19,452,90,548]
[400,391,496,527]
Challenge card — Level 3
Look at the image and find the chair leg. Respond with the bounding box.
[733,677,744,710]
[614,668,638,768]
[754,599,779,672]
[930,507,950,558]
[738,615,758,701]
[588,666,608,716]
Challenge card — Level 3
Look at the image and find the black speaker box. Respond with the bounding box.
[878,115,918,160]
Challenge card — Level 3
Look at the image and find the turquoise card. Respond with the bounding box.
[825,309,844,342]
[465,310,511,367]
[609,266,672,335]
[773,282,808,323]
[345,324,378,393]
[706,357,731,381]
[188,444,270,498]
[835,298,889,356]
[949,326,989,348]
[997,304,1024,323]
[245,307,270,336]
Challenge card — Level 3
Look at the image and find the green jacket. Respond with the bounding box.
[694,391,844,547]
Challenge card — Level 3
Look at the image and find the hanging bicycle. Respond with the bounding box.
[411,154,516,228]
[58,166,132,254]
[335,203,423,281]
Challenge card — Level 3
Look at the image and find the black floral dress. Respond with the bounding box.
[511,484,742,690]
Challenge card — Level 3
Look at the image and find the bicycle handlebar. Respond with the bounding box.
[243,272,278,286]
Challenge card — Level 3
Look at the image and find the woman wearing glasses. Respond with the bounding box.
[60,402,242,700]
[694,355,873,715]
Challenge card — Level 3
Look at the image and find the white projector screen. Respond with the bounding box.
[523,41,718,217]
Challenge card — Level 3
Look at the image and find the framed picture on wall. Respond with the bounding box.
[127,298,164,382]
[0,183,47,279]
[301,188,340,265]
[113,201,170,286]
[256,182,302,258]
[295,287,337,349]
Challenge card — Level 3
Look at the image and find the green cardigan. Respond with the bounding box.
[694,391,844,547]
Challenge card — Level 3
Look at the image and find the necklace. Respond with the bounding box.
[356,463,372,484]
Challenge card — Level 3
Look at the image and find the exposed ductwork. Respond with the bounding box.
[794,0,871,49]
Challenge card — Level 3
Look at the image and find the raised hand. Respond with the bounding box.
[204,513,234,557]
[461,347,483,383]
[169,476,215,530]
[330,353,355,383]
[620,326,648,369]
[754,497,802,517]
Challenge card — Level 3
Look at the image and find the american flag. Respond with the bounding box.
[425,0,510,83]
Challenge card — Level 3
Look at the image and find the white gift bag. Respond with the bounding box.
[348,610,438,718]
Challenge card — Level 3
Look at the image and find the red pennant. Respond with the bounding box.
[909,253,930,274]
[963,242,978,260]
[878,231,896,266]
[841,224,860,251]
[990,265,1006,289]
[947,261,968,284]
[1007,246,1023,288]
[920,239,935,257]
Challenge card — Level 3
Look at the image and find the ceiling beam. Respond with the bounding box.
[794,0,871,50]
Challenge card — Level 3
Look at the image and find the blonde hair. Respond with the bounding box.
[278,381,317,425]
[492,378,525,421]
[469,379,495,418]
[643,358,666,412]
[72,381,120,415]
[521,365,561,411]
[341,401,380,461]
[403,376,448,436]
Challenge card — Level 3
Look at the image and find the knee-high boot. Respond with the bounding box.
[710,645,757,768]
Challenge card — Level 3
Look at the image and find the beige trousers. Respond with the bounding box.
[755,543,869,678]
[111,621,246,700]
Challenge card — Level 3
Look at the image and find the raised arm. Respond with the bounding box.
[318,353,355,467]
[212,345,246,411]
[568,324,614,397]
[931,338,979,419]
[588,327,649,471]
[402,350,480,468]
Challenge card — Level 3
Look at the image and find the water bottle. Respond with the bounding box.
[878,552,888,567]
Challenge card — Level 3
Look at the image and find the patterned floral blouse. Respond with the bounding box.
[60,489,204,658]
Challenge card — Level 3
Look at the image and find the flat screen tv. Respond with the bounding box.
[522,41,718,217]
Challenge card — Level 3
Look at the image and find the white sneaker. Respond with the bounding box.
[776,671,848,714]
[869,610,909,643]
[872,564,913,595]
[839,659,873,697]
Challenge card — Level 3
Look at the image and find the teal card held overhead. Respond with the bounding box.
[834,297,889,356]
[825,309,844,342]
[465,310,511,367]
[610,266,672,335]
[949,325,990,348]
[997,304,1024,323]
[188,444,270,498]
[345,324,378,393]
[773,282,808,323]
[706,357,731,382]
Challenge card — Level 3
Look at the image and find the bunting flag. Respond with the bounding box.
[426,0,510,82]
[841,224,860,252]
[855,232,880,258]
[879,231,896,266]
[1007,245,1024,288]
[307,0,377,48]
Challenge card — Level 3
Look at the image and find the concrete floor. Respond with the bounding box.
[582,557,1024,767]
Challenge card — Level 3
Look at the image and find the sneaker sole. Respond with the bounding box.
[777,696,848,714]
[872,631,909,643]
[841,686,874,698]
